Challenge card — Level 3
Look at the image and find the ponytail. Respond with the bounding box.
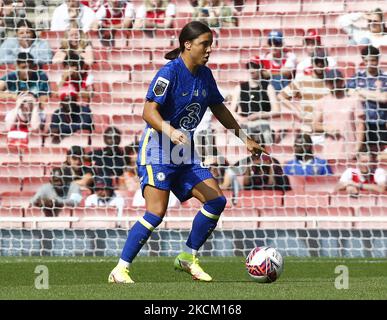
[164,47,181,60]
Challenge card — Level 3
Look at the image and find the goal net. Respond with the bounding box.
[0,0,386,257]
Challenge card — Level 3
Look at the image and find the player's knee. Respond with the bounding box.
[204,196,227,216]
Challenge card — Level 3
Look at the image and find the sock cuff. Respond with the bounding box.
[140,211,163,231]
[202,196,227,217]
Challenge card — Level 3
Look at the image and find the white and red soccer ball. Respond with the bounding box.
[245,246,284,283]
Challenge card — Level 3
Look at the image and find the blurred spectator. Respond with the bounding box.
[347,46,387,152]
[62,145,94,187]
[192,0,237,28]
[58,51,93,103]
[51,0,98,33]
[88,126,126,179]
[81,0,104,12]
[335,152,386,194]
[284,133,332,176]
[5,92,41,147]
[338,8,387,48]
[1,0,25,32]
[0,19,52,65]
[220,154,291,192]
[0,52,50,101]
[85,176,125,224]
[230,59,280,145]
[277,48,331,133]
[30,166,82,216]
[313,69,365,160]
[52,21,94,66]
[119,143,140,192]
[50,85,93,144]
[258,30,297,91]
[295,29,336,80]
[134,0,175,29]
[96,0,135,46]
[203,155,228,185]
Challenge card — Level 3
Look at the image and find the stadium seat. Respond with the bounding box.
[287,175,305,193]
[130,63,163,83]
[281,14,324,29]
[0,163,45,178]
[235,190,284,208]
[92,63,130,84]
[92,114,111,134]
[0,191,35,207]
[0,207,24,228]
[21,147,67,164]
[208,48,241,64]
[330,192,377,207]
[304,176,338,193]
[346,0,386,12]
[217,63,250,82]
[109,49,152,66]
[88,30,129,49]
[284,191,330,207]
[175,12,192,29]
[111,114,145,134]
[262,28,305,47]
[258,0,301,13]
[0,177,22,193]
[22,177,50,193]
[0,147,20,164]
[238,13,281,30]
[217,29,261,48]
[128,30,176,49]
[71,207,121,228]
[39,31,64,50]
[302,0,345,13]
[24,207,72,229]
[354,207,387,229]
[111,82,148,103]
[304,206,354,228]
[258,207,306,229]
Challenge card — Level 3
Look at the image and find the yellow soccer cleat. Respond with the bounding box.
[108,265,134,284]
[174,252,212,282]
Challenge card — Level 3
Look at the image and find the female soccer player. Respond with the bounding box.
[109,21,266,283]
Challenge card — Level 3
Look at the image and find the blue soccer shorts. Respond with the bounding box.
[137,163,214,202]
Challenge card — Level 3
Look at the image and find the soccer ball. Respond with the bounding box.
[245,246,283,283]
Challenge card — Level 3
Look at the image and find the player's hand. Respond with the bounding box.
[246,138,268,158]
[170,129,189,145]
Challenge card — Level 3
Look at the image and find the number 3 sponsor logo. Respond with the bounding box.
[179,103,201,131]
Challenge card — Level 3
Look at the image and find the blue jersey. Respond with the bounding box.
[138,56,224,166]
[284,157,332,176]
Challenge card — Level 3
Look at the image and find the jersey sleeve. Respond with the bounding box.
[207,68,224,106]
[339,168,353,184]
[374,168,386,186]
[146,66,174,106]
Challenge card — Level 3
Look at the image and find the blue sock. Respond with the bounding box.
[120,211,162,263]
[186,196,227,252]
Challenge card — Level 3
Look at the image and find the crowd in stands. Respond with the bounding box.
[0,0,386,219]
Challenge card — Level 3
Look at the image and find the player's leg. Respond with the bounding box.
[109,165,172,284]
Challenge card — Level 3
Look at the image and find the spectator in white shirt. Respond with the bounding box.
[134,0,175,29]
[335,152,386,195]
[85,176,125,222]
[337,8,387,48]
[51,0,98,33]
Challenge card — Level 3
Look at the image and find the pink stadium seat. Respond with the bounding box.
[44,131,91,148]
[21,147,67,164]
[0,207,24,228]
[266,145,293,164]
[208,48,241,64]
[327,159,357,175]
[112,114,145,133]
[322,33,351,47]
[258,207,306,229]
[22,177,50,193]
[111,82,148,103]
[262,28,305,47]
[92,63,130,83]
[336,61,356,79]
[268,113,301,131]
[92,81,111,103]
[287,175,305,193]
[354,207,387,229]
[0,147,20,164]
[305,206,354,228]
[92,114,111,134]
[324,13,341,29]
[131,63,163,83]
[71,207,120,228]
[236,190,283,208]
[88,30,129,48]
[24,207,72,228]
[346,0,386,12]
[258,0,301,13]
[302,0,345,13]
[218,63,250,82]
[39,31,65,50]
[109,49,152,66]
[128,30,176,49]
[175,12,192,29]
[0,163,44,178]
[376,195,387,207]
[93,49,109,63]
[217,29,261,48]
[0,177,21,193]
[304,176,338,193]
[282,14,324,29]
[1,191,35,207]
[239,13,281,30]
[284,192,330,207]
[151,49,172,64]
[330,192,377,207]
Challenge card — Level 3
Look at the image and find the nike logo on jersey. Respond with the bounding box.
[182,92,189,96]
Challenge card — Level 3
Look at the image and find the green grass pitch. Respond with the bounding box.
[0,256,386,300]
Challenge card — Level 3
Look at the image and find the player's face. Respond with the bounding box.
[187,32,213,66]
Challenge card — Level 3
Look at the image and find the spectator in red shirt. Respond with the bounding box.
[58,51,93,104]
[335,152,386,194]
[259,30,297,92]
[134,0,176,29]
[96,0,135,46]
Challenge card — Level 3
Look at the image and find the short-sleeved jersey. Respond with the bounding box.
[1,71,50,97]
[138,56,224,166]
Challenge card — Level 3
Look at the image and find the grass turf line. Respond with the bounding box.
[0,257,386,300]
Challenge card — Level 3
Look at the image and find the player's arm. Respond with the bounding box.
[209,103,267,156]
[142,100,188,145]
